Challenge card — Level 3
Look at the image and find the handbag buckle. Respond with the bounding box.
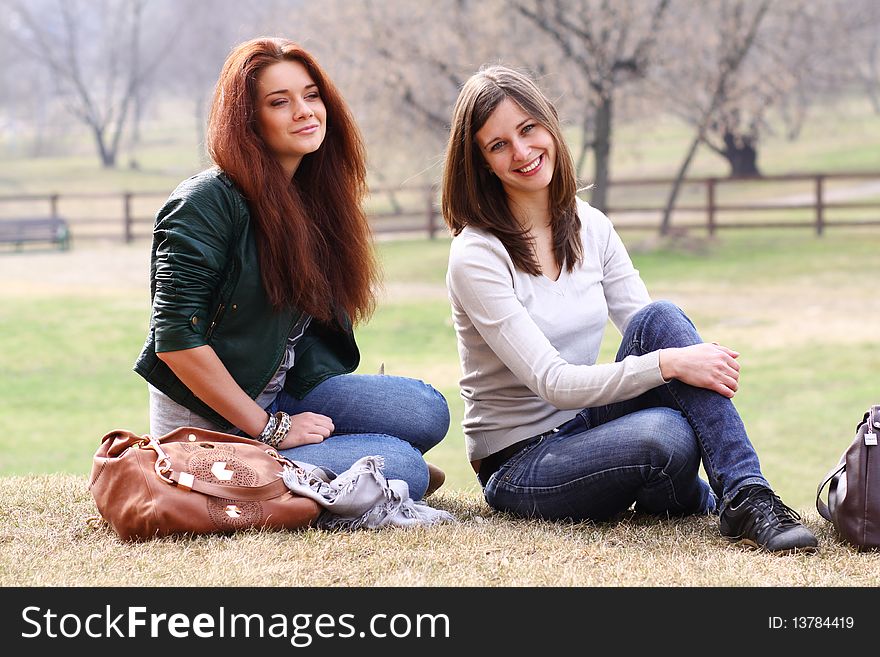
[265,447,294,467]
[142,434,175,483]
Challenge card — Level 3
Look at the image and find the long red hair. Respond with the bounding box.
[207,37,377,325]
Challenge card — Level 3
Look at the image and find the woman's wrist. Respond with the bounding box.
[256,412,277,441]
[658,348,678,381]
[255,411,291,448]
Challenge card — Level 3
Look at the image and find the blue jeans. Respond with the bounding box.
[484,300,768,521]
[270,374,449,500]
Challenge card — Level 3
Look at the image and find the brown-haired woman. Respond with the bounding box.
[135,37,448,499]
[442,65,817,552]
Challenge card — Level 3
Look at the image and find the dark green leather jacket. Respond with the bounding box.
[134,168,359,430]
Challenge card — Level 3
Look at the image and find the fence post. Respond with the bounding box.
[50,193,59,219]
[815,175,825,236]
[123,192,133,243]
[706,178,717,236]
[426,184,437,239]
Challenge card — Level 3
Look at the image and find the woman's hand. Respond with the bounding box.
[659,343,740,398]
[277,412,335,449]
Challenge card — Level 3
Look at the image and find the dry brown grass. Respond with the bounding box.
[2,235,878,587]
[1,474,876,588]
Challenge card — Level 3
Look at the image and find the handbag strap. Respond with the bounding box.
[146,433,293,501]
[816,407,876,521]
[816,456,845,522]
[870,406,880,434]
[168,470,292,501]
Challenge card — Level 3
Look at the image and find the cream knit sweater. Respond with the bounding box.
[446,199,666,461]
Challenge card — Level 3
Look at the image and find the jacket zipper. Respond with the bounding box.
[206,303,226,340]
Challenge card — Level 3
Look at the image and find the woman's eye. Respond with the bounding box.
[522,124,535,134]
[490,141,505,152]
[306,92,321,101]
[271,98,288,107]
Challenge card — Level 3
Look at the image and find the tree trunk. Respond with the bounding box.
[659,133,702,236]
[590,95,612,212]
[372,170,403,214]
[108,94,133,170]
[722,129,760,177]
[575,110,593,181]
[92,125,116,168]
[29,104,47,157]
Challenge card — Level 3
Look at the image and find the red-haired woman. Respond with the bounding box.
[134,37,448,499]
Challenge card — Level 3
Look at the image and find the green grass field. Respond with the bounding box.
[3,229,880,589]
[1,228,878,512]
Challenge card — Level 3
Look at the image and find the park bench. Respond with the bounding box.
[0,217,71,251]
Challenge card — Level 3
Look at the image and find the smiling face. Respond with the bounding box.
[254,59,327,178]
[475,97,556,204]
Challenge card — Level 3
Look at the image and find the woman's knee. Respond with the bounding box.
[375,438,430,500]
[639,300,690,327]
[628,300,700,349]
[632,407,700,467]
[424,385,451,447]
[293,374,450,451]
[401,379,450,451]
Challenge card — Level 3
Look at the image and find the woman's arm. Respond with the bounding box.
[447,234,665,410]
[596,207,741,398]
[149,179,332,448]
[158,345,334,447]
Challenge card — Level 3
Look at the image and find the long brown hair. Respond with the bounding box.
[441,65,582,275]
[207,37,377,324]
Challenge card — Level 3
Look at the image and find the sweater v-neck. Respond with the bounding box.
[535,265,567,294]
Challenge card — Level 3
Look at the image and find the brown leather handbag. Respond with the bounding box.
[88,426,321,541]
[816,405,880,551]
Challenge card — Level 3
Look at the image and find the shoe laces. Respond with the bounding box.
[742,486,802,529]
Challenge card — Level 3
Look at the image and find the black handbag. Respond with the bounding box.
[816,405,880,550]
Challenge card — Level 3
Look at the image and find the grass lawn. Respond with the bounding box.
[1,228,878,513]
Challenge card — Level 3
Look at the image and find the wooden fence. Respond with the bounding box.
[0,186,442,243]
[603,171,880,236]
[1,172,878,244]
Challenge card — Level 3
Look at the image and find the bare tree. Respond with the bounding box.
[0,13,57,157]
[656,0,771,235]
[291,0,876,200]
[511,0,671,211]
[298,0,590,189]
[824,0,880,113]
[656,1,836,179]
[6,0,177,168]
[300,0,672,208]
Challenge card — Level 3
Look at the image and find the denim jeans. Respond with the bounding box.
[484,300,768,521]
[270,374,450,500]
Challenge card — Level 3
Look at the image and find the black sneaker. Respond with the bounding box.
[720,485,818,553]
